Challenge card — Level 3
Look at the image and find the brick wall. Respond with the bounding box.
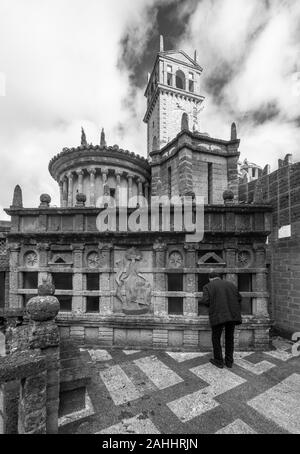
[239,155,300,335]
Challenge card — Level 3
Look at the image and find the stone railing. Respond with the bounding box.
[0,351,47,434]
[0,279,60,434]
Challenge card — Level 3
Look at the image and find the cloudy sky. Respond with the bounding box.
[0,0,300,218]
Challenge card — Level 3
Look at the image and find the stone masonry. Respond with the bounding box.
[239,154,300,336]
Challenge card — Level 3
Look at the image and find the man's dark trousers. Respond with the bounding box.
[211,322,236,366]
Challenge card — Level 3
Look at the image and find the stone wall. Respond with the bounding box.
[150,129,240,200]
[239,154,300,336]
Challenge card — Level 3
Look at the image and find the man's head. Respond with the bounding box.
[208,272,221,281]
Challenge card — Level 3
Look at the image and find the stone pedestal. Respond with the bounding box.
[26,283,60,434]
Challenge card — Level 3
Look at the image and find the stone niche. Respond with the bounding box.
[113,248,153,315]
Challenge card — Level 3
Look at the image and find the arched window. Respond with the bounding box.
[175,70,185,90]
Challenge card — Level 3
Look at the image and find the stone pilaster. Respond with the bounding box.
[99,243,113,315]
[8,243,21,308]
[71,244,84,315]
[225,246,237,285]
[77,169,83,194]
[36,243,50,285]
[253,244,269,318]
[184,243,197,316]
[153,241,167,316]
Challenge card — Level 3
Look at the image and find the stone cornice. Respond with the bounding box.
[49,145,150,182]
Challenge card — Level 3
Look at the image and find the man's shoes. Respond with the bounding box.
[225,361,233,368]
[209,358,224,369]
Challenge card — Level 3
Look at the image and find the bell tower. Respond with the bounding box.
[143,35,205,157]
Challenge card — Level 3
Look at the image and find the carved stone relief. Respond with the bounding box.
[115,247,152,315]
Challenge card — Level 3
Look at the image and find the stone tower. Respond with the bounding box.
[143,35,205,157]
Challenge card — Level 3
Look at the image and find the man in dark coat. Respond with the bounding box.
[200,272,242,369]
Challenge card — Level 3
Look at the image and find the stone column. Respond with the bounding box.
[71,244,84,317]
[88,168,96,207]
[115,172,121,206]
[77,169,83,194]
[62,176,68,208]
[139,178,146,207]
[26,280,60,434]
[8,243,21,308]
[67,172,73,207]
[59,181,63,207]
[127,174,133,207]
[102,169,109,196]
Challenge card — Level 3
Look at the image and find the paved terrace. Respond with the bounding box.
[58,337,300,434]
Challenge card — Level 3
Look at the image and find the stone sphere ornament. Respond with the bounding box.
[26,278,59,322]
[38,277,55,296]
[39,193,51,207]
[26,295,60,322]
[223,190,235,204]
[76,193,86,206]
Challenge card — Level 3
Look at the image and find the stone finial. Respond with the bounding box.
[26,292,59,322]
[100,128,107,147]
[262,165,271,176]
[181,113,189,131]
[38,277,55,296]
[39,193,51,208]
[81,127,87,146]
[11,185,23,208]
[284,154,293,165]
[223,189,235,205]
[231,122,237,141]
[194,50,197,62]
[160,35,164,52]
[76,193,86,207]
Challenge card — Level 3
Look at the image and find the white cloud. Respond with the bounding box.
[0,0,164,217]
[178,0,300,170]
